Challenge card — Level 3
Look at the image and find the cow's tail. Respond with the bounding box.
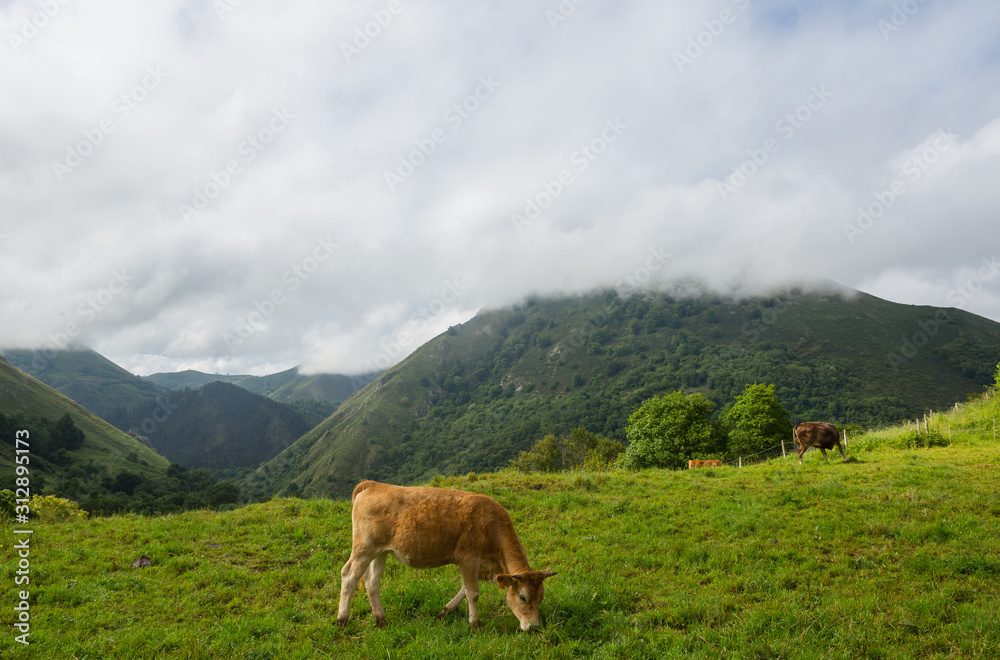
[352,480,378,502]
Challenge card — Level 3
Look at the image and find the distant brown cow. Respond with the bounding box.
[688,459,723,469]
[337,480,556,631]
[793,422,846,465]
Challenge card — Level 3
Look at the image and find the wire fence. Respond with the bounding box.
[722,416,999,469]
[723,441,796,469]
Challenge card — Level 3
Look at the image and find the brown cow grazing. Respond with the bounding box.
[688,459,723,469]
[793,422,846,465]
[337,480,556,631]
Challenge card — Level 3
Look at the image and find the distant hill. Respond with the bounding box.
[144,366,374,427]
[139,381,311,470]
[1,350,327,469]
[0,356,170,493]
[243,286,1000,499]
[145,366,372,402]
[2,348,168,429]
[140,369,248,391]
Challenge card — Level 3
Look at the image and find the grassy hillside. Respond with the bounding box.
[247,287,1000,498]
[2,349,169,430]
[3,415,999,658]
[0,357,169,492]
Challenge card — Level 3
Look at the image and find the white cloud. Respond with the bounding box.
[2,0,1000,375]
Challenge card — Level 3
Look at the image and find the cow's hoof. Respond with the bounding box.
[336,616,349,627]
[437,609,449,619]
[375,615,386,628]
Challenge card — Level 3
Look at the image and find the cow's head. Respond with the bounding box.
[496,569,557,631]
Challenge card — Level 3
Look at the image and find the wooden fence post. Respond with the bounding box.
[781,440,786,458]
[739,456,742,468]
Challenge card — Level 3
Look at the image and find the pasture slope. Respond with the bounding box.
[3,423,1000,658]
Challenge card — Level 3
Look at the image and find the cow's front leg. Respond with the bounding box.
[820,448,829,463]
[460,565,481,629]
[438,584,467,619]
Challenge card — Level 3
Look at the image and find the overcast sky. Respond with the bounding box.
[2,0,1000,376]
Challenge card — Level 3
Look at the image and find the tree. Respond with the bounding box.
[560,427,623,469]
[621,391,724,470]
[510,427,624,472]
[112,471,144,496]
[510,434,562,472]
[53,413,85,451]
[722,383,792,458]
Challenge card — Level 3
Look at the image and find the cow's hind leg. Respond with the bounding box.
[836,441,847,461]
[337,549,376,626]
[364,552,389,627]
[820,448,829,463]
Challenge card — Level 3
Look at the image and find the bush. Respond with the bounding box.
[894,430,949,449]
[28,495,88,522]
[0,489,15,519]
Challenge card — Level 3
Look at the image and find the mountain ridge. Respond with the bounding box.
[242,286,1000,499]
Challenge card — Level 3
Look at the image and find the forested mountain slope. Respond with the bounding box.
[245,286,1000,498]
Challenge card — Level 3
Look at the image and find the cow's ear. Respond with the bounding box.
[496,574,515,589]
[541,569,557,579]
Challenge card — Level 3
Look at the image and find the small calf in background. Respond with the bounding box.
[688,459,723,469]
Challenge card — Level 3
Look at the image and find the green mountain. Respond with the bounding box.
[1,348,169,430]
[0,356,170,493]
[144,367,373,427]
[139,381,311,470]
[243,286,1000,499]
[144,366,369,402]
[140,369,248,391]
[1,350,323,469]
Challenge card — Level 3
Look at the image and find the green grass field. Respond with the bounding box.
[4,415,1000,658]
